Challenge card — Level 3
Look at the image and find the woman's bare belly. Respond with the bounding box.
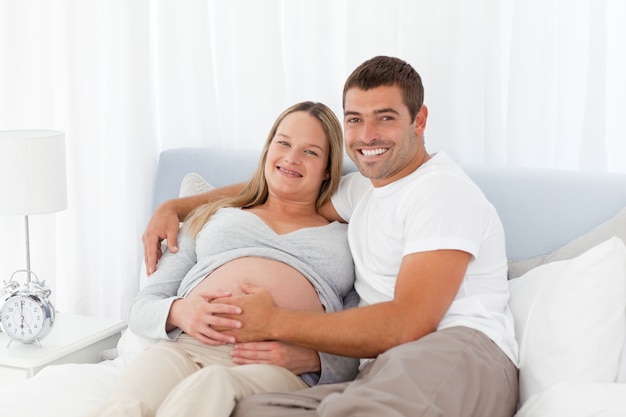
[187,257,324,312]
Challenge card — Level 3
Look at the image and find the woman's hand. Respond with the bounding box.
[168,290,242,345]
[230,341,321,375]
[142,201,182,275]
[142,186,245,275]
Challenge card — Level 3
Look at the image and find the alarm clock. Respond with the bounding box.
[0,270,55,346]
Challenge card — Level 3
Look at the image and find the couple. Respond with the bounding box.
[108,56,520,417]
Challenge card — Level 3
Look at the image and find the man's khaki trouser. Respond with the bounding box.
[233,326,519,417]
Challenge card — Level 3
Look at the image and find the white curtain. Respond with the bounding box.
[1,0,625,320]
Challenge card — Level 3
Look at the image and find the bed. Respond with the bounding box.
[1,147,625,416]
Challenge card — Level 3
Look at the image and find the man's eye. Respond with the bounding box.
[346,117,359,124]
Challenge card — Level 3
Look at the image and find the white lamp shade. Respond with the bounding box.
[0,130,67,215]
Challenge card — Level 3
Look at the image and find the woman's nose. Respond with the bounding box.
[284,149,301,164]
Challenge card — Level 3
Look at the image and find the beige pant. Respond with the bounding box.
[91,334,308,417]
[233,326,519,417]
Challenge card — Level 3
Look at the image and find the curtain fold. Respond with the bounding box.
[1,0,624,320]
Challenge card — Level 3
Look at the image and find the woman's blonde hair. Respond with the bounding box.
[185,101,344,238]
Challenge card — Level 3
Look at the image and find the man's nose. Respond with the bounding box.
[361,120,380,144]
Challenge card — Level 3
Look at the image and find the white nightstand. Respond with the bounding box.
[0,313,126,389]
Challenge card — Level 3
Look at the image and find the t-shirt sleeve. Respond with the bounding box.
[401,176,485,258]
[330,172,372,222]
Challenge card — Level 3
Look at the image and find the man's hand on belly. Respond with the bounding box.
[168,289,243,345]
[220,280,281,343]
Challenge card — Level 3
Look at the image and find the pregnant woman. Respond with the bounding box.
[91,101,357,417]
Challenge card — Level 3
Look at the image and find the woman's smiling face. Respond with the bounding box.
[264,110,330,203]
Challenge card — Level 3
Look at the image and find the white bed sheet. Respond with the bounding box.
[514,382,626,417]
[0,329,155,416]
[0,361,122,416]
[3,330,626,417]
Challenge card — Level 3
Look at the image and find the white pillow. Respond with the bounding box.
[508,237,626,406]
[179,172,214,197]
[514,382,626,417]
[618,338,626,384]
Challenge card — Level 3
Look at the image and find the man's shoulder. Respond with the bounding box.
[330,172,372,221]
[337,171,372,194]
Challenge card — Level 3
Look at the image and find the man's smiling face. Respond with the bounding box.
[343,85,428,187]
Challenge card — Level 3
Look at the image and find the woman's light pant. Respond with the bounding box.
[90,334,308,417]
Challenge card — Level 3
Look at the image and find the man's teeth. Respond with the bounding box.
[361,148,387,156]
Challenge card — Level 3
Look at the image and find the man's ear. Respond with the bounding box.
[414,105,428,134]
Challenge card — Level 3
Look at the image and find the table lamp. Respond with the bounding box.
[0,130,67,285]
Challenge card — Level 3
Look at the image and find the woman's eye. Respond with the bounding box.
[305,150,319,156]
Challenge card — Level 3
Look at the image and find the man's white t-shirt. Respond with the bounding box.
[331,152,518,364]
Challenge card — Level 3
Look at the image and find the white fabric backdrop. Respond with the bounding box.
[1,0,625,320]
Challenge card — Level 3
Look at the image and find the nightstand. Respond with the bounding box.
[0,313,126,389]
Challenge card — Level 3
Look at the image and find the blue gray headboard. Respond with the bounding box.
[154,147,626,260]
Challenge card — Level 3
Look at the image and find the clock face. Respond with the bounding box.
[1,295,47,342]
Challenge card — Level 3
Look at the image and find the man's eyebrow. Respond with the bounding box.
[344,108,400,117]
[374,108,400,115]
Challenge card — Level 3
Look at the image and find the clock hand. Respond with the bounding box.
[22,300,34,329]
[20,300,25,329]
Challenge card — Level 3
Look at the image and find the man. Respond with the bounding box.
[143,56,519,416]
